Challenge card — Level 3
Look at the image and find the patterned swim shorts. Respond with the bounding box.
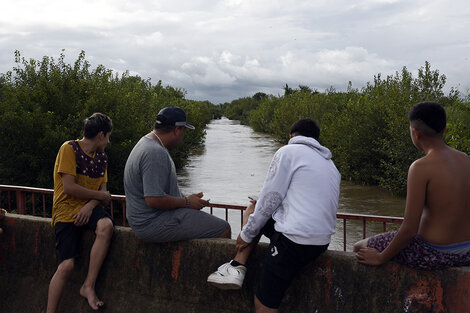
[367,231,470,270]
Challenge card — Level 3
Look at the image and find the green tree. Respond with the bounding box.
[222,62,469,196]
[0,51,219,195]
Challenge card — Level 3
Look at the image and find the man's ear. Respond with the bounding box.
[410,126,419,138]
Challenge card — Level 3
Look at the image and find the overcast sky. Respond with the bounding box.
[1,0,469,104]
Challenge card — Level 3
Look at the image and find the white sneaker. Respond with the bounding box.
[207,261,247,290]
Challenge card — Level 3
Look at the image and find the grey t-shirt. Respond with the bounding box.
[124,136,181,230]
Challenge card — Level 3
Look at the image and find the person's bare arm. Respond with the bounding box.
[357,161,427,265]
[62,173,111,203]
[73,183,109,226]
[145,192,209,210]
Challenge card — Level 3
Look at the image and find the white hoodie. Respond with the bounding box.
[240,136,341,245]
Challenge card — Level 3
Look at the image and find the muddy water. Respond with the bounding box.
[178,117,405,251]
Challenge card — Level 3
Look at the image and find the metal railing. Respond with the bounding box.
[0,184,403,251]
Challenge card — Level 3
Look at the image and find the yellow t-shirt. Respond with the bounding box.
[52,140,108,226]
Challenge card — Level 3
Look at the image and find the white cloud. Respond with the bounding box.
[134,32,165,46]
[0,0,469,103]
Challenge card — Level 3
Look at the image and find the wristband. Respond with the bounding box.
[184,196,190,208]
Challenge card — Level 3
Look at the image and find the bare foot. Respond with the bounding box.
[80,285,104,310]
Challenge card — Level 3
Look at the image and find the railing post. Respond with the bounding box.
[8,191,12,211]
[122,201,126,227]
[16,190,26,214]
[110,200,114,219]
[362,217,367,239]
[42,194,46,217]
[32,193,35,215]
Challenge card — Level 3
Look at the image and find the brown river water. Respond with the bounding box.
[177,117,405,251]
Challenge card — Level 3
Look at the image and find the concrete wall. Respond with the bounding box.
[1,213,469,313]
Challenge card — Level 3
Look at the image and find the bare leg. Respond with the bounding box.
[353,238,370,252]
[79,218,113,310]
[255,295,279,313]
[46,259,75,313]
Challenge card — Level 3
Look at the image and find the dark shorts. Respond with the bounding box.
[54,206,114,264]
[368,231,470,270]
[256,219,328,309]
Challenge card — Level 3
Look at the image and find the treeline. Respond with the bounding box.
[0,51,222,194]
[222,62,470,195]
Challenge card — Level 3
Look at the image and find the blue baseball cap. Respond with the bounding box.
[155,106,195,130]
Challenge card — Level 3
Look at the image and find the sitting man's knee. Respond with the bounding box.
[220,225,232,239]
[353,238,368,252]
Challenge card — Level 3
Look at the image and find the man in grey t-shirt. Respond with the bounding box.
[124,106,231,242]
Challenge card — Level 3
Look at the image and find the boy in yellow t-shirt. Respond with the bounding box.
[47,113,114,313]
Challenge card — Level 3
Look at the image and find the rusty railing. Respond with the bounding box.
[0,184,403,251]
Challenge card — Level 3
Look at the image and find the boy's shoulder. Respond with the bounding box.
[410,146,470,178]
[60,139,75,146]
[57,140,76,152]
[408,153,439,179]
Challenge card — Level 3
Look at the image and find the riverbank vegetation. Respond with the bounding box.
[222,62,470,195]
[0,51,222,194]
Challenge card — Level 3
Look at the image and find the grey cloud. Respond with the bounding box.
[1,0,469,103]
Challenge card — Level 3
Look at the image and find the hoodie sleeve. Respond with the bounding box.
[240,148,294,243]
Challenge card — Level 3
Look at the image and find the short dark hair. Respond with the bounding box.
[289,118,320,139]
[408,102,446,136]
[83,113,113,139]
[154,124,176,134]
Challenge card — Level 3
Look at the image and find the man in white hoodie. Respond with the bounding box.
[207,119,341,313]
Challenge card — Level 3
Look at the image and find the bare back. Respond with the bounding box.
[417,146,470,244]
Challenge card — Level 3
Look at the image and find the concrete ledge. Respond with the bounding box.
[1,213,470,313]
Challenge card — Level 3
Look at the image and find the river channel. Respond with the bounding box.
[177,117,406,251]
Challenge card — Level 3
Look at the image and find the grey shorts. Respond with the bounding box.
[135,208,230,242]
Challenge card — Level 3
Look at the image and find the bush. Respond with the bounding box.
[0,51,218,194]
[222,63,469,195]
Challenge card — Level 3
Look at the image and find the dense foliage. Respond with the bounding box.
[222,62,470,195]
[0,51,222,194]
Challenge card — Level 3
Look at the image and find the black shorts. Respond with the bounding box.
[256,219,328,309]
[54,206,114,264]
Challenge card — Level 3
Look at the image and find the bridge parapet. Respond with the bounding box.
[1,213,469,313]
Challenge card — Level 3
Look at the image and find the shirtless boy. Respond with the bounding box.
[47,113,114,312]
[354,101,470,270]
